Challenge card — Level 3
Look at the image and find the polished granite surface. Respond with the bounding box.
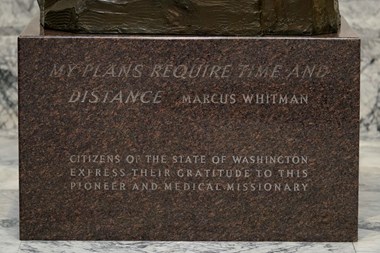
[0,131,379,252]
[0,0,380,252]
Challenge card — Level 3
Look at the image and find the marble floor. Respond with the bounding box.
[0,131,379,253]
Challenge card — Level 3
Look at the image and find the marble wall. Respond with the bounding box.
[340,0,380,133]
[0,0,379,132]
[0,0,38,130]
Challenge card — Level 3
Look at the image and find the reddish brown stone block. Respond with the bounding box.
[18,18,359,241]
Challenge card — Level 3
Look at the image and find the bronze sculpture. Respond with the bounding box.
[38,0,340,35]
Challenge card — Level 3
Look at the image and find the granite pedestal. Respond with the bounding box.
[18,18,360,242]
